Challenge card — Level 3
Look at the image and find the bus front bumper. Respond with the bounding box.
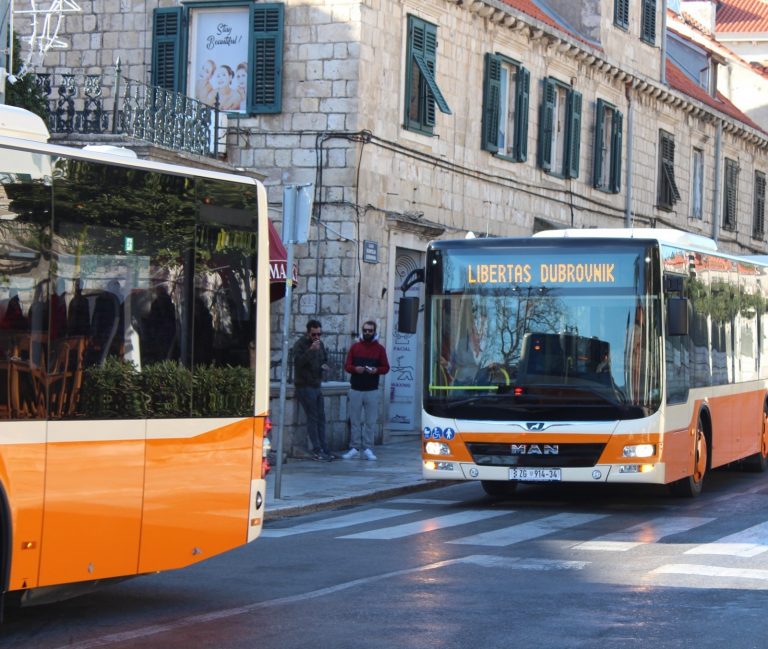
[422,461,667,485]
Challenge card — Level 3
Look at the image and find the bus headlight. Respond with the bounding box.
[623,444,655,458]
[425,441,451,455]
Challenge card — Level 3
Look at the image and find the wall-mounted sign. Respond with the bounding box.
[363,240,378,263]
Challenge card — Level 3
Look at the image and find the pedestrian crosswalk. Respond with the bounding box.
[262,496,768,588]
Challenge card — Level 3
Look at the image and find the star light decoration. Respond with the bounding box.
[12,0,82,76]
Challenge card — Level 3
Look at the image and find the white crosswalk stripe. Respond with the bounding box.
[339,510,510,540]
[685,520,768,557]
[447,512,607,547]
[261,508,418,537]
[573,516,714,551]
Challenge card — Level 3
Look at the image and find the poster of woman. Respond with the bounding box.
[188,7,249,113]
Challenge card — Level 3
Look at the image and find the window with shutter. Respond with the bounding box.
[151,3,285,116]
[538,77,580,178]
[404,15,451,135]
[657,130,680,210]
[691,148,704,219]
[641,0,657,44]
[481,54,529,162]
[753,171,766,239]
[593,99,623,193]
[614,0,629,30]
[723,158,739,231]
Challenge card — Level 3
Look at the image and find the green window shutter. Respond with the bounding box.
[614,0,629,29]
[152,7,183,92]
[566,90,582,179]
[593,99,606,189]
[481,53,501,153]
[513,66,530,162]
[250,3,284,114]
[753,171,765,238]
[724,158,738,230]
[538,78,556,171]
[641,0,657,44]
[610,110,623,193]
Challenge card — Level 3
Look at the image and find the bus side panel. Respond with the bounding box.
[707,389,765,467]
[138,418,254,574]
[39,421,145,587]
[1,424,46,591]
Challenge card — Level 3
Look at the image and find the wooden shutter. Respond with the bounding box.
[251,4,284,113]
[641,0,657,44]
[593,99,606,189]
[566,90,582,179]
[481,54,501,153]
[152,7,183,92]
[754,171,766,238]
[513,66,530,162]
[610,110,623,193]
[614,0,629,29]
[538,78,556,171]
[724,158,739,230]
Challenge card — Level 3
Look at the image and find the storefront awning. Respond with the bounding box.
[269,218,297,301]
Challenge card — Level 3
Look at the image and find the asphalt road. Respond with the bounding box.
[4,467,768,649]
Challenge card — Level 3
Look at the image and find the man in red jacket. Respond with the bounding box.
[342,320,390,460]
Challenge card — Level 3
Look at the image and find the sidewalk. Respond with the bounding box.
[264,437,440,520]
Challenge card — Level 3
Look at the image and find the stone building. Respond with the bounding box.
[9,0,768,450]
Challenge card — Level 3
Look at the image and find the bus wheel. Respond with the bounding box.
[670,416,708,497]
[744,404,768,472]
[481,480,518,499]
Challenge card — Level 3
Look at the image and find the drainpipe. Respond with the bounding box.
[711,120,723,242]
[660,0,668,85]
[624,82,634,228]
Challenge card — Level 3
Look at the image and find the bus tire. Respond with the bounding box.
[744,403,768,472]
[670,414,708,497]
[481,480,518,499]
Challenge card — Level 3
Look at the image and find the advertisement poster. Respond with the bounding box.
[188,7,249,113]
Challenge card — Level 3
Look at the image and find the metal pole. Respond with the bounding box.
[273,193,295,500]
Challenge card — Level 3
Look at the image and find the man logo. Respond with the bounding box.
[526,422,546,431]
[510,444,559,455]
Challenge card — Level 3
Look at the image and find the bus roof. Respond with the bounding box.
[0,105,49,142]
[533,228,719,252]
[0,105,260,186]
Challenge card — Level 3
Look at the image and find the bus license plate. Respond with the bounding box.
[509,468,561,481]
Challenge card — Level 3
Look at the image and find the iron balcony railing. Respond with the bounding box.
[32,60,223,158]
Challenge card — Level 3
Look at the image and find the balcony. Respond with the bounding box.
[29,61,225,159]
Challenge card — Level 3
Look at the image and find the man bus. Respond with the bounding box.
[400,228,768,498]
[0,106,271,609]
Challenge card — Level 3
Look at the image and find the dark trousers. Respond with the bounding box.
[296,386,328,453]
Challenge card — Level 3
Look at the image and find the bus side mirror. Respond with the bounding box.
[398,297,420,334]
[667,297,689,336]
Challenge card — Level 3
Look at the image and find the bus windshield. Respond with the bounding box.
[425,241,663,421]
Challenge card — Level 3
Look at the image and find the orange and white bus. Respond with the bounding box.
[0,106,270,608]
[403,228,768,498]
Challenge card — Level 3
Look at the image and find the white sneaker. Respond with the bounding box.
[363,448,377,461]
[342,448,359,459]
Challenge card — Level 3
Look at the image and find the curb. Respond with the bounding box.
[264,479,450,521]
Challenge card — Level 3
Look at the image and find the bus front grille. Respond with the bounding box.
[465,443,605,468]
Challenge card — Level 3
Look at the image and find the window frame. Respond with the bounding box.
[151,1,285,115]
[481,53,530,162]
[537,77,582,179]
[657,130,680,211]
[404,14,452,136]
[723,157,739,232]
[592,98,623,193]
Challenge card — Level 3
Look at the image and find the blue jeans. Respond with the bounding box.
[296,386,328,453]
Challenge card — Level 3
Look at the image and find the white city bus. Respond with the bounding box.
[404,228,768,497]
